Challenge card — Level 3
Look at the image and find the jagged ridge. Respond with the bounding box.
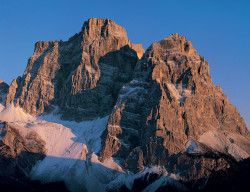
[5,18,145,121]
[0,19,249,192]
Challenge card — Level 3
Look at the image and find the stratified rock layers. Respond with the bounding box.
[100,34,248,174]
[0,121,46,178]
[3,18,249,190]
[5,18,144,121]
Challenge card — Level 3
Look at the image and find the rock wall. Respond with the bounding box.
[2,19,249,189]
[0,79,8,103]
[0,121,46,177]
[100,33,249,173]
[5,18,145,121]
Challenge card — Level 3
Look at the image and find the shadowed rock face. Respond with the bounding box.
[0,121,69,192]
[109,158,250,192]
[0,121,46,177]
[5,18,145,121]
[2,18,249,191]
[100,33,249,173]
[0,79,8,103]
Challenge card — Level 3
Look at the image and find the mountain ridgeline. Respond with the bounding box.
[5,18,144,121]
[0,18,249,192]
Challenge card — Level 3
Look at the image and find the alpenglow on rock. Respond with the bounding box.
[1,18,249,192]
[5,18,145,121]
[100,33,249,177]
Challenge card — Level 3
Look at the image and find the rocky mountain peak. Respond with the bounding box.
[82,18,128,40]
[5,18,145,119]
[154,33,197,55]
[0,19,249,192]
[33,41,56,55]
[100,33,248,168]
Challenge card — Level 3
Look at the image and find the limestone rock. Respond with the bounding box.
[5,18,145,121]
[2,19,249,191]
[0,121,46,177]
[0,79,8,103]
[100,33,249,176]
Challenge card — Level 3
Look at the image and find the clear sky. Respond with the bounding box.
[0,0,249,128]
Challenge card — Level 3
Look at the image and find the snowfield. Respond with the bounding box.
[0,104,124,191]
[0,103,249,192]
[185,131,250,161]
[198,131,250,161]
[0,102,35,122]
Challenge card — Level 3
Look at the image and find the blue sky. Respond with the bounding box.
[0,0,249,128]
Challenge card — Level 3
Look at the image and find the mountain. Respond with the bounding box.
[0,79,8,111]
[100,33,249,166]
[0,18,249,192]
[5,18,144,121]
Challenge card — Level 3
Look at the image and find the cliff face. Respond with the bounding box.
[0,121,46,178]
[0,79,8,104]
[5,18,144,121]
[100,34,249,173]
[1,18,249,191]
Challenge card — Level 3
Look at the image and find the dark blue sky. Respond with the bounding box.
[0,0,249,128]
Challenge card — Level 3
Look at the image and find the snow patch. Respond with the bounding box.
[27,113,126,192]
[185,139,198,153]
[167,83,191,103]
[199,131,230,153]
[228,143,249,161]
[0,102,35,122]
[142,175,186,192]
[91,153,124,173]
[119,85,145,98]
[0,104,119,191]
[0,103,4,113]
[106,166,186,192]
[199,131,249,161]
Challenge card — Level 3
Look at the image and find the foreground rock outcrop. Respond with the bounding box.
[0,121,69,192]
[109,158,250,192]
[1,18,249,192]
[0,121,46,177]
